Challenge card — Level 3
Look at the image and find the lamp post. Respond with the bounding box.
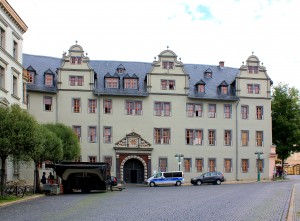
[255,151,263,181]
[174,154,184,171]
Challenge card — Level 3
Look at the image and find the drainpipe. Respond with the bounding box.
[235,99,240,181]
[97,94,101,161]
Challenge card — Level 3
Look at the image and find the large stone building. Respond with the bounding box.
[24,42,275,183]
[0,0,29,181]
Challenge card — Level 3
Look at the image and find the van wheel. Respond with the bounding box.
[149,182,155,187]
[216,179,221,185]
[176,181,181,186]
[196,180,202,186]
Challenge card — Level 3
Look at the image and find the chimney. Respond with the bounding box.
[219,61,224,68]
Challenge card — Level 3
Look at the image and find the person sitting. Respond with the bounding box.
[48,172,55,184]
[41,172,47,184]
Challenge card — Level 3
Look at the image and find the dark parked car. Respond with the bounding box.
[191,172,225,185]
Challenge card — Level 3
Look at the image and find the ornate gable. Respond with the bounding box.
[115,132,151,148]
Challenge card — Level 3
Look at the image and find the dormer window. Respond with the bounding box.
[45,74,53,86]
[195,79,206,93]
[248,66,258,74]
[204,68,213,78]
[105,78,119,88]
[221,86,228,94]
[28,71,35,84]
[162,61,174,69]
[71,57,82,64]
[124,79,138,89]
[116,64,126,74]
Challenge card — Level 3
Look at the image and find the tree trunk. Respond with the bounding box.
[34,163,41,193]
[0,157,7,196]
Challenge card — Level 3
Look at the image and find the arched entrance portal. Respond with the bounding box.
[123,159,144,183]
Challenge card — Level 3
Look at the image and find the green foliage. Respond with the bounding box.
[272,83,300,162]
[43,123,80,161]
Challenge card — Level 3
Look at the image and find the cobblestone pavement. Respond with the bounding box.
[0,178,299,221]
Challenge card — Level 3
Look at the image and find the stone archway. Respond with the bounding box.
[120,155,147,183]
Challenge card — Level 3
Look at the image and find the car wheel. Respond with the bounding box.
[216,179,221,185]
[196,180,202,186]
[176,181,181,186]
[149,182,155,187]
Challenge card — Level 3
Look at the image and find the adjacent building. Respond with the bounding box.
[24,43,274,182]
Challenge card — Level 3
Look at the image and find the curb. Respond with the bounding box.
[0,194,44,207]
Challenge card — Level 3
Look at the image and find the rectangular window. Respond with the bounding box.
[195,158,203,172]
[224,159,232,173]
[208,104,216,118]
[105,78,119,88]
[254,84,260,94]
[154,102,171,116]
[88,126,97,143]
[104,99,112,114]
[162,61,174,69]
[0,65,4,89]
[159,158,167,172]
[45,74,53,86]
[74,156,82,162]
[88,99,97,113]
[13,75,17,96]
[186,129,203,145]
[224,130,232,146]
[13,41,18,59]
[186,103,203,117]
[208,159,216,172]
[0,27,5,48]
[28,71,34,84]
[248,66,258,74]
[184,158,191,172]
[247,84,253,93]
[241,130,249,146]
[256,106,263,120]
[256,159,264,172]
[247,84,260,94]
[104,126,112,143]
[69,76,84,86]
[126,101,142,115]
[256,131,263,146]
[44,96,52,111]
[72,98,81,113]
[241,159,249,173]
[224,104,232,119]
[241,105,249,119]
[124,79,138,89]
[221,86,228,94]
[71,57,82,64]
[104,156,112,168]
[154,128,170,144]
[198,84,205,93]
[161,80,175,90]
[89,156,97,162]
[208,130,216,145]
[73,126,81,142]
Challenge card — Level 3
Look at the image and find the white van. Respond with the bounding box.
[146,171,184,187]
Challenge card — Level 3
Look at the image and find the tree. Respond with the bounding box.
[43,123,80,161]
[272,83,300,167]
[30,124,63,193]
[0,104,38,196]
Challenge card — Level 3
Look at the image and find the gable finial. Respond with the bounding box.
[167,45,169,50]
[75,40,78,45]
[252,51,254,55]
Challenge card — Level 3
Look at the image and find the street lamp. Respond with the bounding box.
[255,151,263,181]
[174,154,184,171]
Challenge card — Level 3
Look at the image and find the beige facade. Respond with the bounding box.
[25,43,274,183]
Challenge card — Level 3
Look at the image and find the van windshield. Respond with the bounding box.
[154,172,162,178]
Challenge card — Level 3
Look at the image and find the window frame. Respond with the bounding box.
[124,78,138,89]
[105,78,119,89]
[125,100,142,115]
[88,99,97,114]
[256,106,264,120]
[256,131,263,146]
[72,98,81,113]
[208,129,216,146]
[162,61,174,69]
[184,158,192,172]
[241,130,249,146]
[88,126,97,143]
[154,102,171,116]
[241,159,249,173]
[208,104,216,118]
[241,105,249,119]
[159,157,168,172]
[224,158,232,173]
[186,103,203,117]
[43,96,52,111]
[195,158,204,173]
[208,158,216,172]
[154,128,170,144]
[224,104,232,119]
[103,126,112,143]
[104,99,112,114]
[224,130,232,146]
[45,74,53,86]
[72,125,82,142]
[0,65,5,89]
[185,129,203,145]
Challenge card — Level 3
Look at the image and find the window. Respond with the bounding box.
[185,129,203,145]
[256,131,263,146]
[224,130,232,146]
[224,159,232,173]
[88,99,97,113]
[73,126,81,142]
[104,156,112,168]
[159,158,167,172]
[72,98,81,113]
[71,57,82,64]
[208,104,216,118]
[162,61,174,69]
[184,158,191,172]
[45,74,53,86]
[224,104,232,119]
[241,105,249,119]
[69,76,84,86]
[28,71,34,84]
[124,79,138,89]
[0,65,4,89]
[105,78,119,88]
[248,66,258,74]
[104,127,112,143]
[43,96,52,111]
[254,84,260,94]
[154,128,170,144]
[256,106,263,120]
[13,75,17,96]
[186,103,203,117]
[195,159,204,172]
[104,99,112,114]
[256,159,264,172]
[198,84,205,93]
[126,101,142,115]
[89,156,97,162]
[0,27,5,48]
[208,130,216,145]
[241,159,249,173]
[241,130,249,146]
[221,86,228,95]
[74,156,82,162]
[13,41,18,59]
[247,84,260,94]
[208,159,216,172]
[154,102,171,116]
[161,80,175,90]
[88,126,97,143]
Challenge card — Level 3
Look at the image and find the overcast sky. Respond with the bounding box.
[8,0,300,89]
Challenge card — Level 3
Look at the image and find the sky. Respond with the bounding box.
[8,0,300,89]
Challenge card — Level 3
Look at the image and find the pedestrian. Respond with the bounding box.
[48,172,55,184]
[41,172,47,184]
